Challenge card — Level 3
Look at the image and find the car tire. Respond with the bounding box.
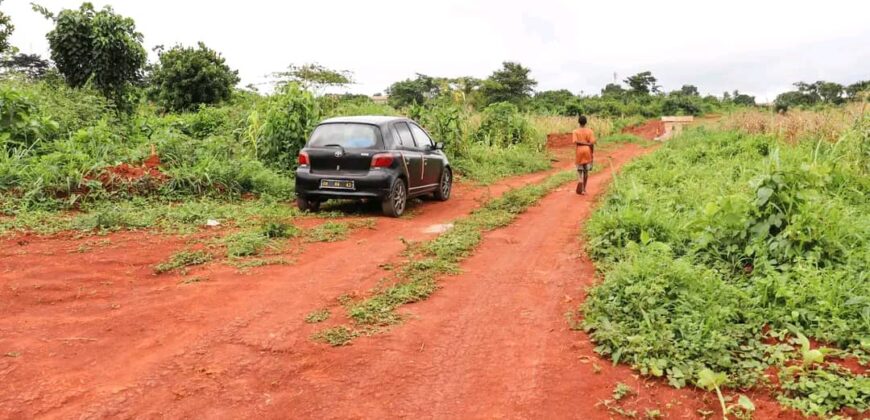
[433,167,452,201]
[296,197,321,212]
[381,178,407,217]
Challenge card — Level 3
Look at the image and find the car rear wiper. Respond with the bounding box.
[323,144,346,155]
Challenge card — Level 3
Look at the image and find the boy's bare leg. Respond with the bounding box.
[581,167,589,194]
[575,167,584,194]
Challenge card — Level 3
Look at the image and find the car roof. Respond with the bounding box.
[318,115,409,127]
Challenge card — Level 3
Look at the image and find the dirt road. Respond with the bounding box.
[0,141,795,419]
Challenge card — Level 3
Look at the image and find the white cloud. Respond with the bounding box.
[6,0,870,98]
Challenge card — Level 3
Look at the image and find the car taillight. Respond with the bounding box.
[298,151,309,166]
[371,153,394,168]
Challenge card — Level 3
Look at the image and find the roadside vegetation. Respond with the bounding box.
[580,107,869,417]
[4,2,863,240]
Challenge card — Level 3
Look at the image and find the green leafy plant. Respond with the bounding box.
[582,117,870,416]
[304,309,330,324]
[36,2,147,108]
[154,249,212,274]
[149,42,240,111]
[257,82,319,169]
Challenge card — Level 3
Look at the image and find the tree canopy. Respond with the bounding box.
[0,0,13,53]
[272,63,354,92]
[624,71,659,95]
[36,2,147,107]
[480,61,537,105]
[149,42,240,111]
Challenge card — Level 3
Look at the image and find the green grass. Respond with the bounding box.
[304,219,375,243]
[580,116,870,416]
[304,309,331,324]
[311,326,358,346]
[0,196,305,236]
[313,169,576,344]
[154,249,213,274]
[452,143,552,184]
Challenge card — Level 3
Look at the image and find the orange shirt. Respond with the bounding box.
[572,127,596,165]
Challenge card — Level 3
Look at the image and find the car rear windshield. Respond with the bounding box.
[308,123,381,149]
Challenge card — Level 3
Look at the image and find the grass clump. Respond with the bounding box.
[312,326,357,347]
[581,114,870,416]
[223,231,272,258]
[154,249,212,274]
[304,309,331,324]
[777,365,869,416]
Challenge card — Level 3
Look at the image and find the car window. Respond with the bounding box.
[308,123,380,149]
[409,124,434,148]
[394,122,417,148]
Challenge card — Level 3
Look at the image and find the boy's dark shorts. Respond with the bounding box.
[576,163,592,172]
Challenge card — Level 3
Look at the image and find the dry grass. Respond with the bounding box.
[528,115,615,137]
[719,103,866,142]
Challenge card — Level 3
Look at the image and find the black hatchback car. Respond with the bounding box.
[295,116,452,217]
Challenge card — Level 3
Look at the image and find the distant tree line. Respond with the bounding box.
[774,80,869,112]
[1,2,867,117]
[387,66,762,118]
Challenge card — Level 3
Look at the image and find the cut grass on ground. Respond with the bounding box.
[154,249,212,274]
[312,169,577,346]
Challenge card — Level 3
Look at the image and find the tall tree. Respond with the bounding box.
[731,90,756,106]
[624,71,659,95]
[815,81,845,104]
[0,53,52,79]
[272,63,353,93]
[149,42,240,111]
[34,2,146,106]
[480,61,537,106]
[601,83,627,97]
[0,0,13,53]
[386,74,440,108]
[679,84,700,96]
[846,80,869,99]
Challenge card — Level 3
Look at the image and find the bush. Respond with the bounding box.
[149,43,240,111]
[583,118,870,415]
[474,102,535,147]
[409,98,469,156]
[257,83,319,169]
[0,86,59,151]
[41,3,147,108]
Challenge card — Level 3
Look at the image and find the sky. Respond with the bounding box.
[6,0,870,102]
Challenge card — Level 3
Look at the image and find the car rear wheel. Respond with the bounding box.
[296,197,321,212]
[434,167,452,201]
[382,178,407,217]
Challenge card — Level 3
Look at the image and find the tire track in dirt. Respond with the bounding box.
[0,147,587,418]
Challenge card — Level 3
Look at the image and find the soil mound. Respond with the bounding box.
[622,120,665,140]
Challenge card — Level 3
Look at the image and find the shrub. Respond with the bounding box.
[40,3,147,108]
[582,118,870,415]
[257,83,319,169]
[149,43,240,112]
[409,98,469,156]
[474,102,535,147]
[0,86,59,151]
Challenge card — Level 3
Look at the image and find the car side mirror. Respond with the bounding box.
[434,142,444,150]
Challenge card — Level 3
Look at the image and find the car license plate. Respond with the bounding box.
[320,179,355,190]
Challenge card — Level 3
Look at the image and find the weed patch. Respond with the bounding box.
[154,249,212,274]
[312,326,358,346]
[305,309,331,324]
[581,116,870,416]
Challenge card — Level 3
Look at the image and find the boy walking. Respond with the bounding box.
[572,115,596,195]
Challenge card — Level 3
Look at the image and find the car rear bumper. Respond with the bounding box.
[295,168,393,200]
